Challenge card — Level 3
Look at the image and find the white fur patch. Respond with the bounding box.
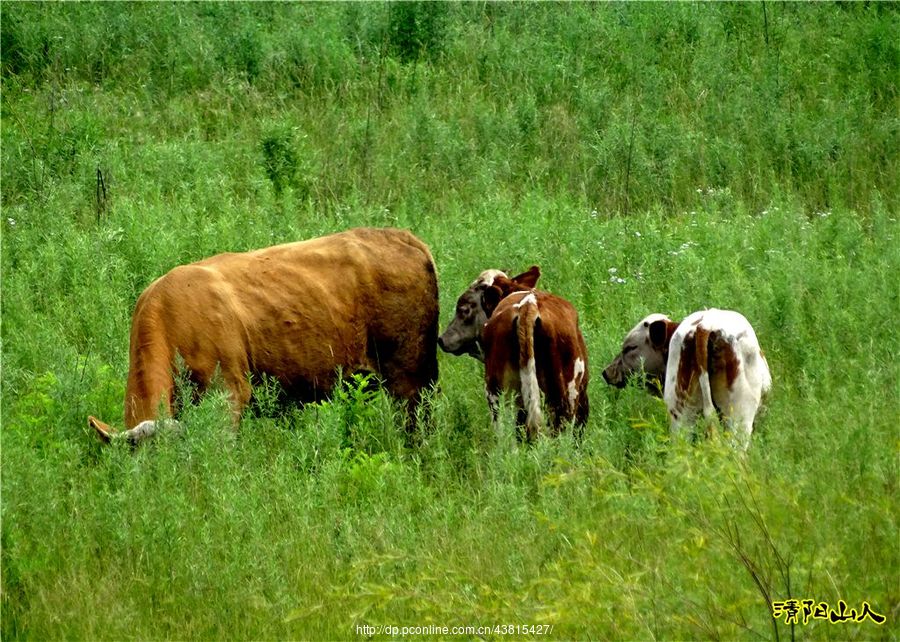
[520,356,542,430]
[567,357,585,411]
[473,269,506,289]
[513,292,537,309]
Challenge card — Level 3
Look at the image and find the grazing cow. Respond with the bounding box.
[88,227,439,444]
[603,309,771,451]
[439,267,589,441]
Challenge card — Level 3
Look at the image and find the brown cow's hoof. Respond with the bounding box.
[88,416,114,444]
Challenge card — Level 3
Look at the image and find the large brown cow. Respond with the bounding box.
[88,227,439,444]
[439,267,589,442]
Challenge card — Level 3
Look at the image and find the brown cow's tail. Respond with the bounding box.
[515,293,542,441]
[88,414,179,446]
[124,294,178,426]
[88,293,176,446]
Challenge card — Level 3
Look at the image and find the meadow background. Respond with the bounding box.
[2,3,898,640]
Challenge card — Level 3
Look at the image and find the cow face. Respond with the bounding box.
[438,266,540,361]
[602,313,678,394]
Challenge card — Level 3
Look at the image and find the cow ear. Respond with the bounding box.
[482,285,503,317]
[649,319,669,349]
[511,265,540,288]
[490,274,515,295]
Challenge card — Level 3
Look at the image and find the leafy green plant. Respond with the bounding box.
[387,2,447,63]
[260,128,298,197]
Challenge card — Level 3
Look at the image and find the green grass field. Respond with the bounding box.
[2,3,898,640]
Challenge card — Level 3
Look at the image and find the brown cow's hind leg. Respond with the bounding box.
[223,370,252,426]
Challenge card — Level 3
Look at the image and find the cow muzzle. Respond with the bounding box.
[602,363,626,388]
[438,332,484,361]
[438,333,466,356]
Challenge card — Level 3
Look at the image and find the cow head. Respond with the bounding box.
[438,266,540,361]
[602,313,680,396]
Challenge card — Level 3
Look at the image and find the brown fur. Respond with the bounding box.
[675,327,710,409]
[89,228,438,437]
[674,330,696,413]
[675,327,742,417]
[710,332,741,389]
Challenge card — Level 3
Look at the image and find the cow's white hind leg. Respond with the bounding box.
[719,372,763,453]
[727,395,760,453]
[669,406,699,446]
[727,417,753,453]
[485,385,500,422]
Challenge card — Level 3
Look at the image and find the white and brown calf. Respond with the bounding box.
[603,309,771,451]
[439,267,589,442]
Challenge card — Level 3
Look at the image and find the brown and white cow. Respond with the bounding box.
[603,309,771,451]
[88,227,439,444]
[439,267,589,441]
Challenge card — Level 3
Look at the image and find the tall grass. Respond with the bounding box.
[3,3,896,215]
[2,3,898,640]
